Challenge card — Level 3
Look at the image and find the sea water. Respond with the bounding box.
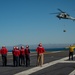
[8,48,69,52]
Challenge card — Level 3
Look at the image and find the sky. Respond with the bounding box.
[0,0,75,46]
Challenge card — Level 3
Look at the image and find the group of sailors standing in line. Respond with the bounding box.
[0,43,45,67]
[12,45,30,67]
[0,43,75,67]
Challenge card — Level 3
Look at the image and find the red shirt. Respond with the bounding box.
[20,48,25,55]
[12,49,16,55]
[25,48,30,55]
[36,46,45,54]
[1,47,8,55]
[14,50,20,56]
[0,50,1,54]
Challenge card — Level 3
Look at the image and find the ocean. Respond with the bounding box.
[8,48,69,52]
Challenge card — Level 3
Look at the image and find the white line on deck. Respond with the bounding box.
[69,70,75,75]
[14,55,75,75]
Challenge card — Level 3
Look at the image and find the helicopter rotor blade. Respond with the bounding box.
[58,9,65,13]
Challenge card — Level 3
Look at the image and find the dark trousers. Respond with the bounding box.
[14,56,19,66]
[20,55,25,65]
[2,54,7,66]
[26,55,30,67]
[69,52,73,60]
[19,55,21,66]
[13,55,16,66]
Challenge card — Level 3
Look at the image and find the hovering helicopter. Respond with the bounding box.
[50,9,75,21]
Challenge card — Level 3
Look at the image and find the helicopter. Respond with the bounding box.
[50,9,75,21]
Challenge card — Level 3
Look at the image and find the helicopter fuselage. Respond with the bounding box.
[51,9,75,21]
[56,13,69,19]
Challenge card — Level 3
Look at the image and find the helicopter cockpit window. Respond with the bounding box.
[64,14,66,18]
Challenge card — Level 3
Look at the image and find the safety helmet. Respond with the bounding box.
[2,45,5,48]
[38,43,42,46]
[21,46,24,49]
[26,45,29,48]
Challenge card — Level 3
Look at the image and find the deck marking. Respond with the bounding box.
[69,70,75,75]
[14,55,75,75]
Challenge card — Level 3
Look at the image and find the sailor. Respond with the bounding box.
[69,45,75,60]
[1,46,8,66]
[0,50,1,54]
[20,46,25,66]
[36,43,45,67]
[13,47,20,66]
[12,46,16,66]
[25,45,30,67]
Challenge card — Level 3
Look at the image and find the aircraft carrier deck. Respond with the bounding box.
[0,51,75,75]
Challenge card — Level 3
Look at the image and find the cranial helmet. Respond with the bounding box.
[26,45,29,48]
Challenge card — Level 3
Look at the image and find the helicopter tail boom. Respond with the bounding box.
[69,17,75,21]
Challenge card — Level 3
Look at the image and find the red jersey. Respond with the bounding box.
[12,49,16,55]
[36,46,45,54]
[14,50,20,56]
[20,48,25,55]
[25,48,30,55]
[1,47,8,55]
[0,50,1,54]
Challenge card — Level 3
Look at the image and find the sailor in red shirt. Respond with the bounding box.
[12,46,16,66]
[25,45,30,67]
[20,46,25,66]
[1,46,8,66]
[0,50,1,54]
[36,43,45,66]
[13,47,20,66]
